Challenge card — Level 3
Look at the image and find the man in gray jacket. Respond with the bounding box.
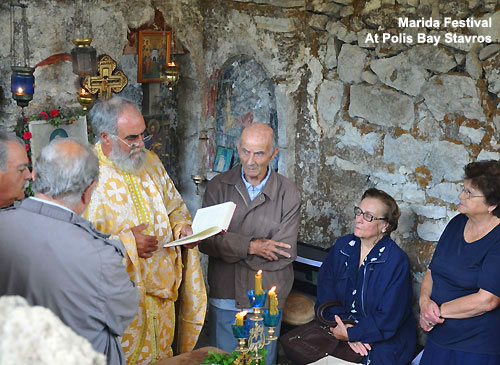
[0,139,139,365]
[200,123,301,364]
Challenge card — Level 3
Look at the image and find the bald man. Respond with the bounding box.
[200,123,301,364]
[0,132,31,208]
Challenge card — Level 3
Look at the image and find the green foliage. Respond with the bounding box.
[201,348,268,365]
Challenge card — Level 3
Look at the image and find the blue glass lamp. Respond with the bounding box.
[10,3,35,109]
[11,66,35,108]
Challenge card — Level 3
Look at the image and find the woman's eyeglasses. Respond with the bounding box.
[354,206,387,223]
[459,185,484,199]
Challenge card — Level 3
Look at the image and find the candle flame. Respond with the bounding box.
[269,286,276,295]
[17,87,24,94]
[257,270,262,276]
[168,62,176,67]
[80,88,87,95]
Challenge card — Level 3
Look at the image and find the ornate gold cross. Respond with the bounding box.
[83,55,128,99]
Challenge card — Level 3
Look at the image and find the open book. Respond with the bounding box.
[163,201,237,247]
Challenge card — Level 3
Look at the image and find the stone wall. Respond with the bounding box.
[200,1,500,254]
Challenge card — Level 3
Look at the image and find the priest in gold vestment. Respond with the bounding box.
[84,97,206,364]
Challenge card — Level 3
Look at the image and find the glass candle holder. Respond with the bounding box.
[232,320,250,352]
[263,309,281,327]
[247,289,267,321]
[232,317,250,337]
[263,309,282,341]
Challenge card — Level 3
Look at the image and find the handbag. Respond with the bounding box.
[279,300,364,365]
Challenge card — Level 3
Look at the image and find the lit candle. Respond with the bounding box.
[80,88,87,96]
[168,61,176,67]
[235,310,247,326]
[17,87,24,94]
[268,286,278,315]
[255,269,264,295]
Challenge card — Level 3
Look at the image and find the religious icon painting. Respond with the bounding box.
[28,116,88,164]
[213,146,234,173]
[138,30,171,83]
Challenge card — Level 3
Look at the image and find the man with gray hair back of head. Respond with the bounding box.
[0,138,139,365]
[32,138,99,207]
[0,131,31,208]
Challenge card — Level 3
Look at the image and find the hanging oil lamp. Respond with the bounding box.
[10,2,35,109]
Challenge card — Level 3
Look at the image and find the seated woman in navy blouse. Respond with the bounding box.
[419,160,500,365]
[316,188,416,365]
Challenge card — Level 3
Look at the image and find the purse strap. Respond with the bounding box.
[316,300,356,327]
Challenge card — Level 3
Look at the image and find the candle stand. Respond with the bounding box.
[231,290,282,364]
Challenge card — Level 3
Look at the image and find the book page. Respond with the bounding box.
[163,226,222,248]
[192,201,236,233]
[163,201,236,247]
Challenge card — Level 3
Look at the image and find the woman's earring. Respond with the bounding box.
[382,228,386,233]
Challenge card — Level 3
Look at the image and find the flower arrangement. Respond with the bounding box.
[27,107,87,127]
[14,107,90,198]
[16,107,88,161]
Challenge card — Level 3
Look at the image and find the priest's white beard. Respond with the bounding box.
[109,138,146,173]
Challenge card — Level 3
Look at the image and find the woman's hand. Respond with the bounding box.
[331,315,370,356]
[419,296,444,332]
[419,268,444,331]
[348,341,371,357]
[330,314,371,357]
[330,315,351,341]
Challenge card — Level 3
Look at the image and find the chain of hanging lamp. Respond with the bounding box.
[10,2,30,68]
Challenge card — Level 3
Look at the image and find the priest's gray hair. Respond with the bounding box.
[0,131,25,172]
[32,139,99,206]
[90,96,139,140]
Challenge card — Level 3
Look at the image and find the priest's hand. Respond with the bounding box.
[179,224,200,249]
[248,239,291,261]
[131,223,159,259]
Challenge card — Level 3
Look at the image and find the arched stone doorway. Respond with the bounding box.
[215,56,279,170]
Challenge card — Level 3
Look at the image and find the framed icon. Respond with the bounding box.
[213,146,234,173]
[28,116,88,164]
[138,30,171,83]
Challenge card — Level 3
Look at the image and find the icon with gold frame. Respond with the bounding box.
[138,30,171,83]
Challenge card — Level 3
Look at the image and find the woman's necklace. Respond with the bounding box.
[464,217,500,243]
